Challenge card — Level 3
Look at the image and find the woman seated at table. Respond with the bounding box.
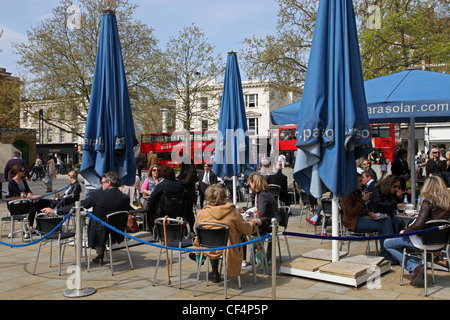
[246,172,279,235]
[7,165,46,236]
[368,174,404,233]
[141,164,161,210]
[50,170,82,208]
[341,174,393,260]
[7,165,32,198]
[191,184,261,283]
[384,175,450,287]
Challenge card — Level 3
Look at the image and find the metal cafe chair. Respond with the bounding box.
[400,219,450,297]
[194,222,235,299]
[1,198,34,244]
[153,217,191,289]
[33,214,75,276]
[88,211,134,276]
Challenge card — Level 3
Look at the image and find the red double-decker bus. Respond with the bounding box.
[277,123,396,162]
[140,130,217,168]
[369,123,397,162]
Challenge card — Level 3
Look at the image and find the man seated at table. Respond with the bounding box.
[42,171,133,265]
[341,174,394,261]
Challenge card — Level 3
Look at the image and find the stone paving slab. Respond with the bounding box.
[0,174,449,304]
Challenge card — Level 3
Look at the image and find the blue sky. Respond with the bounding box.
[0,0,279,78]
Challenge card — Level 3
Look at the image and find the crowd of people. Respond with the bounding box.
[339,148,450,288]
[3,147,449,288]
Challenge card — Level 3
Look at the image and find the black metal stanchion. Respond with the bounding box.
[63,201,96,298]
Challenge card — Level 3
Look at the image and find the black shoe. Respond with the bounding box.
[209,271,221,283]
[92,256,104,265]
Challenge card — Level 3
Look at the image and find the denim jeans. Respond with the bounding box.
[355,215,393,259]
[384,236,421,274]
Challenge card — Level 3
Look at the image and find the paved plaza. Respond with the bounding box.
[1,173,450,303]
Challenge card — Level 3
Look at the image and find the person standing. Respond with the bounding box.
[266,161,291,207]
[177,162,198,229]
[135,152,145,178]
[391,148,409,192]
[197,163,219,208]
[46,154,57,192]
[4,151,30,181]
[148,151,158,167]
[424,148,446,177]
[362,159,378,181]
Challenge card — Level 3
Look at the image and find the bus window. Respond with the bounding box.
[280,129,293,141]
[204,131,217,141]
[371,125,391,138]
[151,135,163,143]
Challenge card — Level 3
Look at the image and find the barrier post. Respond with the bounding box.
[63,201,96,298]
[271,217,278,300]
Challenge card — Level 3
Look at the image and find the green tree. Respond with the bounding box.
[357,0,450,79]
[241,0,449,93]
[14,0,162,138]
[241,0,318,97]
[158,23,224,131]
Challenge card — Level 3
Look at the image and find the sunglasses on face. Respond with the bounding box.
[392,184,400,189]
[152,169,158,172]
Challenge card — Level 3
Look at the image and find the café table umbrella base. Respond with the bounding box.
[63,287,96,298]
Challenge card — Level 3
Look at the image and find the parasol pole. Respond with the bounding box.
[232,175,237,205]
[63,201,96,297]
[331,198,340,262]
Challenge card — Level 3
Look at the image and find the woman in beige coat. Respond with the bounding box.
[192,184,261,282]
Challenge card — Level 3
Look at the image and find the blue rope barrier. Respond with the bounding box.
[85,210,271,252]
[282,227,443,241]
[0,213,71,248]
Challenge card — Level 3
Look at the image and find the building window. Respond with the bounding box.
[47,129,53,143]
[200,97,208,110]
[60,130,65,143]
[245,94,258,108]
[248,118,258,135]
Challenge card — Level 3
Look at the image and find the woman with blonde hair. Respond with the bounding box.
[384,175,450,287]
[191,183,261,283]
[247,172,279,234]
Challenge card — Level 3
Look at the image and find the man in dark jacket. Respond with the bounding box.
[197,163,219,208]
[4,151,31,181]
[43,172,132,265]
[266,162,291,207]
[391,148,409,191]
[146,166,186,227]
